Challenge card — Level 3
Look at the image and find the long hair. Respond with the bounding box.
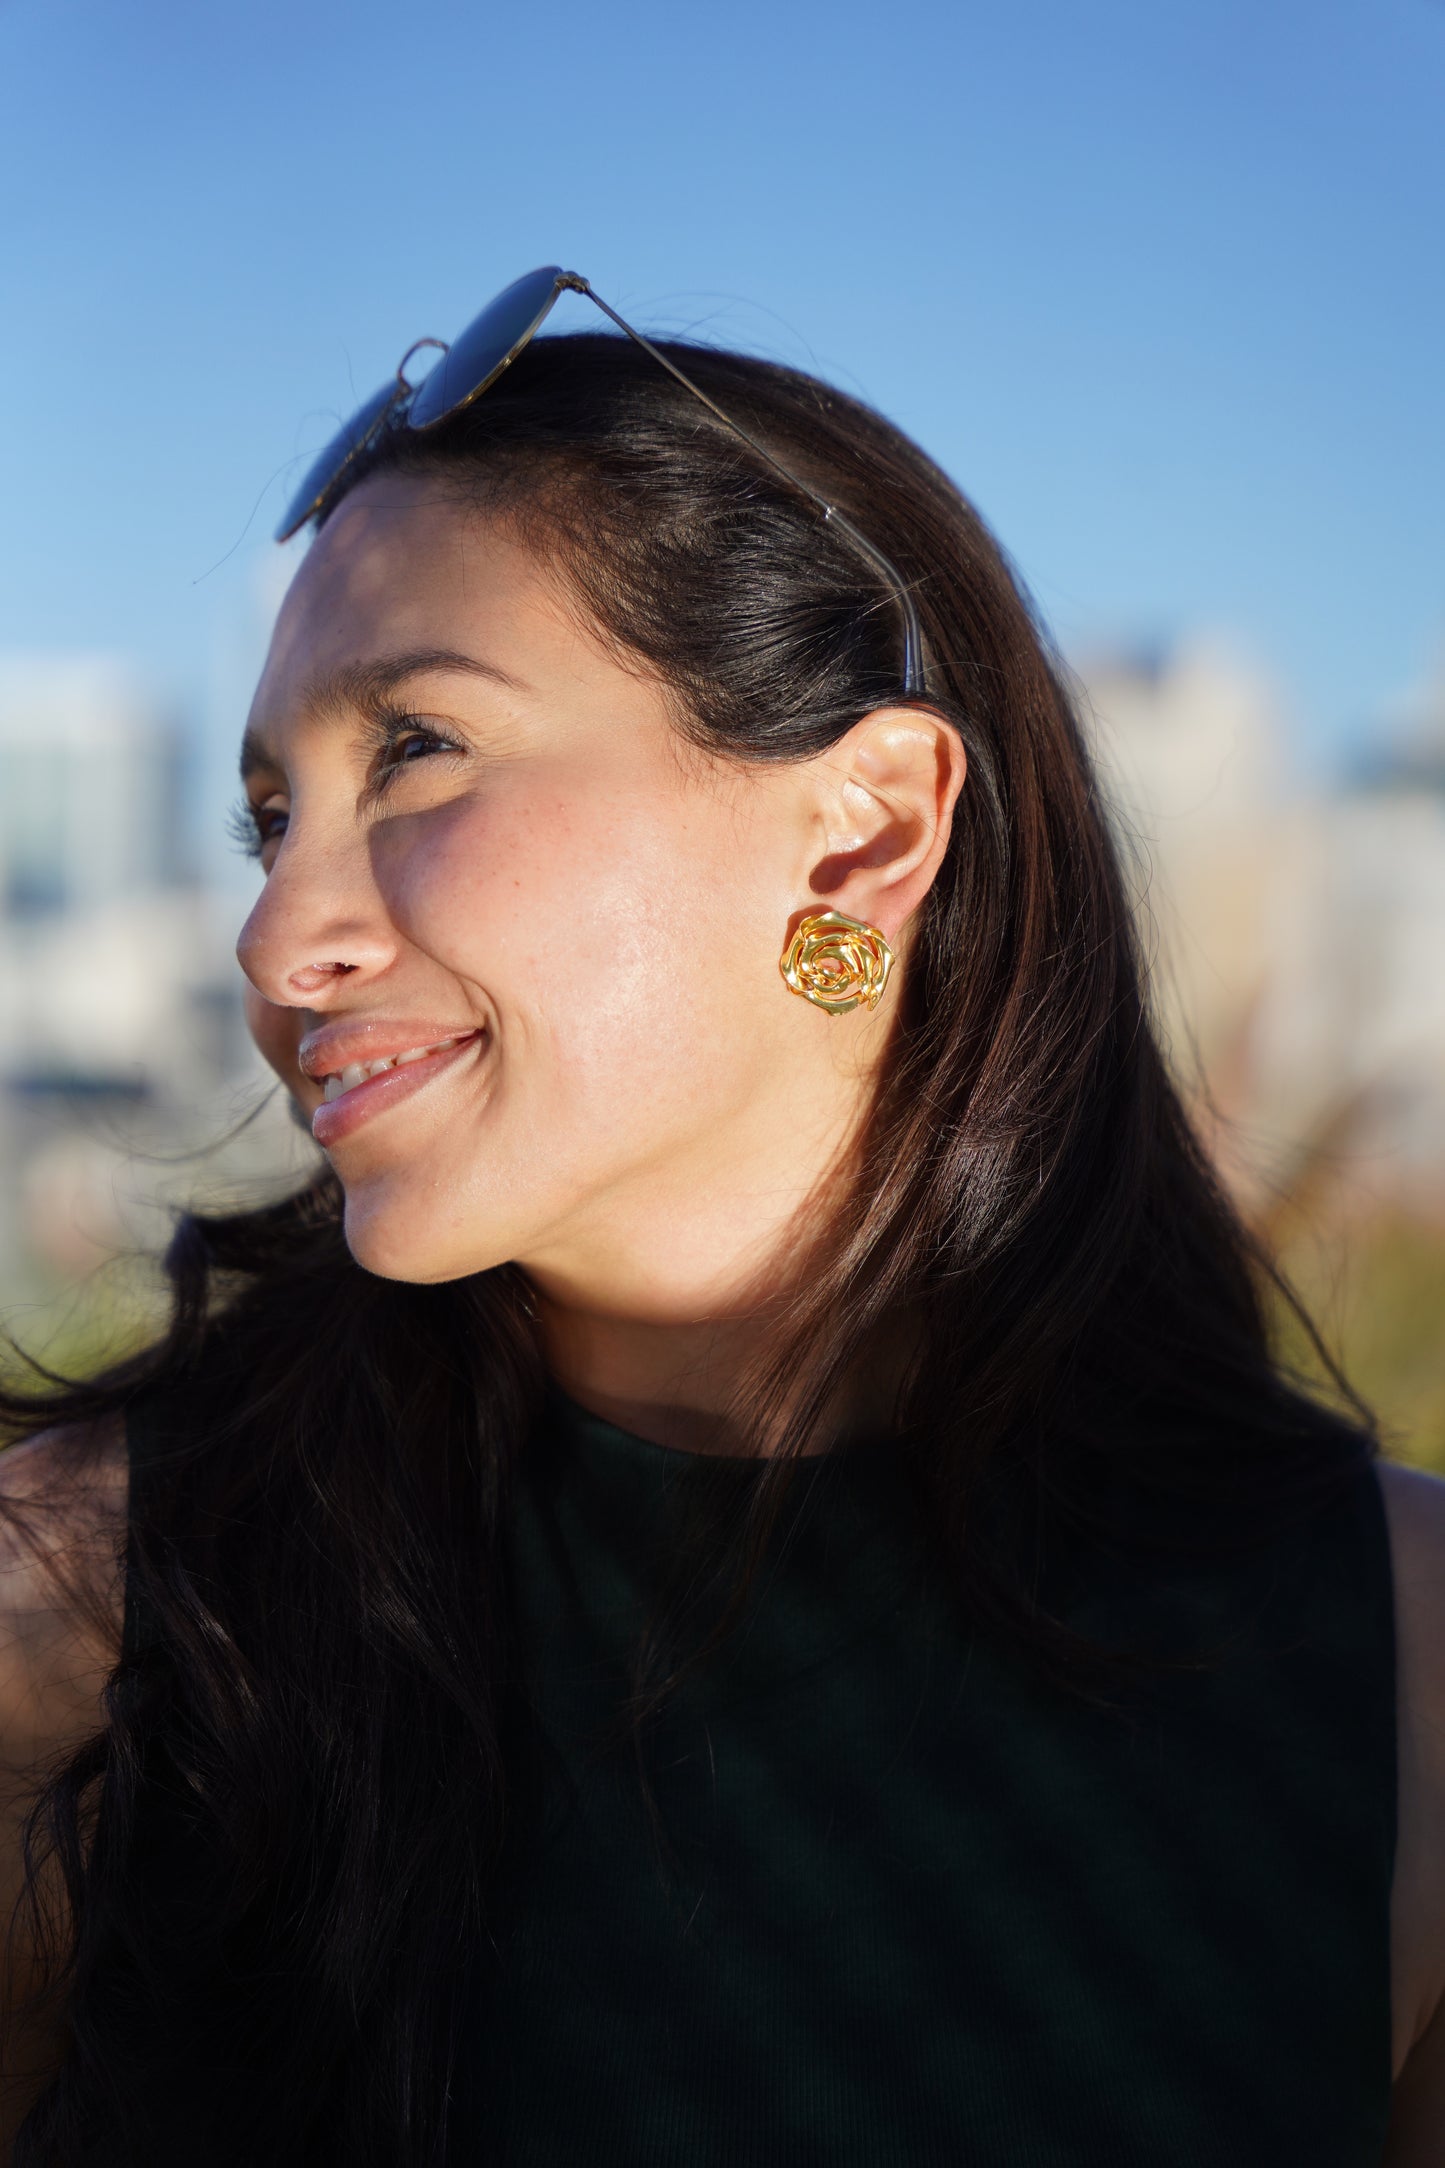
[0,331,1371,2162]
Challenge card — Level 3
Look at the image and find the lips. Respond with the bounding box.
[298,1020,483,1083]
[303,1026,485,1148]
[319,1032,472,1102]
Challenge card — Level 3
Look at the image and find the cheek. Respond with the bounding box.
[383,793,777,1101]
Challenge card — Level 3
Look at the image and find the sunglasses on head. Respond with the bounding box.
[275,265,926,699]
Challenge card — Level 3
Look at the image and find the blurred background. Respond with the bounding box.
[0,0,1441,1465]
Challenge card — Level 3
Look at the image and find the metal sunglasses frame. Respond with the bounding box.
[275,266,926,698]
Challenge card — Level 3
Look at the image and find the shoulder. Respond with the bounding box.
[1375,1460,1445,2097]
[0,1418,129,1778]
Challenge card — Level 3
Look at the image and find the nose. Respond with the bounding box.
[236,830,397,1008]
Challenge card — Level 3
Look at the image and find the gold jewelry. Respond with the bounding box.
[779,910,895,1015]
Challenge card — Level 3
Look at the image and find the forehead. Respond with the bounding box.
[250,474,591,736]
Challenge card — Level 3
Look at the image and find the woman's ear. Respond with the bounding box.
[801,708,967,939]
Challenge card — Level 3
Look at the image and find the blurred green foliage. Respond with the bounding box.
[1272,1209,1445,1476]
[0,1254,168,1433]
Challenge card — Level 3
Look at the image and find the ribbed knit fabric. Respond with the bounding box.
[470,1391,1398,2167]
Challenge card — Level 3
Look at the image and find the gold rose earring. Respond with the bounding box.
[779,910,895,1016]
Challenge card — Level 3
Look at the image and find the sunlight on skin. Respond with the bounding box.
[236,474,966,1452]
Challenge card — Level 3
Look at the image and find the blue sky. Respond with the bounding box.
[1,0,1441,776]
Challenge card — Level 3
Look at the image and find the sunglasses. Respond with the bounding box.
[275,265,925,698]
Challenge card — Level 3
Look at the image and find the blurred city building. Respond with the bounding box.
[0,652,303,1315]
[1085,642,1445,1225]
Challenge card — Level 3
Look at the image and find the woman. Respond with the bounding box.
[1,271,1442,2166]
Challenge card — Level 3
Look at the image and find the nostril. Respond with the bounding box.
[286,960,360,996]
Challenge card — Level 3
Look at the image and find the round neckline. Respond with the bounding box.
[547,1383,888,1467]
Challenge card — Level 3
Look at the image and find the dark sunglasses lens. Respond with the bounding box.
[407,265,564,432]
[275,380,400,543]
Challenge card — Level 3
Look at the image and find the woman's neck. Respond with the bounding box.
[534,1293,914,1459]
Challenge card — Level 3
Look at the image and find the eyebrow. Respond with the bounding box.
[239,647,525,782]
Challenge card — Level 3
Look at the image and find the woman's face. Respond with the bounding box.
[237,472,959,1313]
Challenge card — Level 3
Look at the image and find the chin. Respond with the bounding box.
[339,1181,498,1286]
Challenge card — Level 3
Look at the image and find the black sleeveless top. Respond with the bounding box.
[123,1389,1398,2166]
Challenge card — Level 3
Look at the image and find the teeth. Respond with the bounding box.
[319,1035,469,1103]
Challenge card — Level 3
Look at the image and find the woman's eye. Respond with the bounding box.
[371,721,462,793]
[392,731,442,764]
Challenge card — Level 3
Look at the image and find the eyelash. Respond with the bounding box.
[226,798,277,862]
[227,714,463,860]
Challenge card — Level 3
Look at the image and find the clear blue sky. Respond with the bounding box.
[2,0,1441,773]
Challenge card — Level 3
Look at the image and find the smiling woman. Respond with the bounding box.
[0,320,1442,2167]
[231,498,958,1311]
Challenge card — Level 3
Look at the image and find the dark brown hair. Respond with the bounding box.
[1,330,1371,2163]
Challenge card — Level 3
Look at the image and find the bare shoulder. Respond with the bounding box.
[0,1417,128,1777]
[1376,1459,1445,2143]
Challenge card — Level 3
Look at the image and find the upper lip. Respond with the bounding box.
[297,1021,483,1082]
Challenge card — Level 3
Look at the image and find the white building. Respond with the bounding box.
[0,654,300,1302]
[1082,644,1445,1220]
[0,654,187,916]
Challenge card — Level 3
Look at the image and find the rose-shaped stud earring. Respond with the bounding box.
[779,910,895,1016]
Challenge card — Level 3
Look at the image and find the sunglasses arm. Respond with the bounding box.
[567,277,927,698]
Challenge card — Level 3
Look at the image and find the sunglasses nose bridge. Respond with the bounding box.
[395,336,449,395]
